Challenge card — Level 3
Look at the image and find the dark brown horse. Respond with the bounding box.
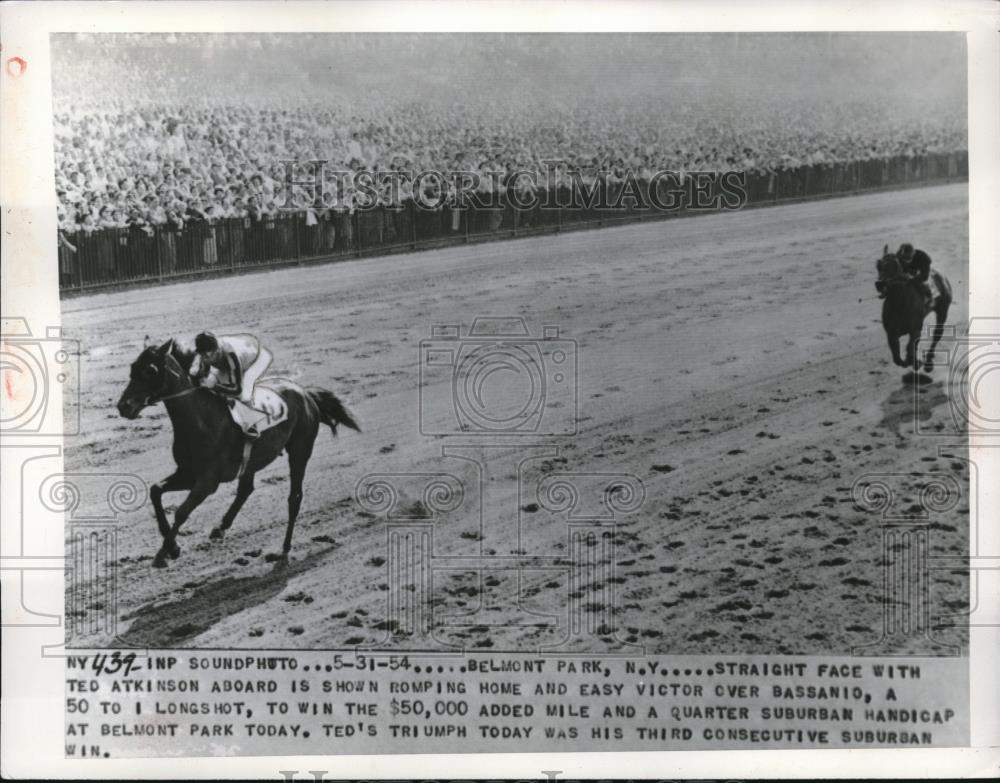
[117,338,360,567]
[876,245,952,372]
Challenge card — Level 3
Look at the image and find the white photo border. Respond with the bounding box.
[1,0,998,778]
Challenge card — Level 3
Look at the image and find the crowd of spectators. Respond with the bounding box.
[53,33,968,239]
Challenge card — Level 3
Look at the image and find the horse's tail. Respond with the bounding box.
[307,387,361,435]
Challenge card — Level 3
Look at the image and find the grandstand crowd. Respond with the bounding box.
[53,33,968,240]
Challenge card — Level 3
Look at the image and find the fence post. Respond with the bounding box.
[227,220,236,271]
[410,199,418,250]
[154,224,163,283]
[77,234,85,292]
[354,210,362,258]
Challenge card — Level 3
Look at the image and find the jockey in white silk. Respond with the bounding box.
[190,331,274,437]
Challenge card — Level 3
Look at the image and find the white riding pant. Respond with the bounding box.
[240,346,273,404]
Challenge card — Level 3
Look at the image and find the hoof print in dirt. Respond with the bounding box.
[651,464,674,473]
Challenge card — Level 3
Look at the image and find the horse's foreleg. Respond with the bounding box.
[907,330,922,371]
[887,332,905,367]
[211,473,255,541]
[149,472,192,557]
[153,478,219,568]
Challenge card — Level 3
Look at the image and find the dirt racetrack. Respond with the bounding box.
[62,183,970,655]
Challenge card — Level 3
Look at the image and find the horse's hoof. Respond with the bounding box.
[168,544,181,560]
[924,361,934,373]
[209,528,224,541]
[152,556,168,569]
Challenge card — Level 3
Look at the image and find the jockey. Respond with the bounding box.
[897,243,935,308]
[190,332,273,437]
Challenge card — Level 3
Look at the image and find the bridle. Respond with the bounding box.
[143,354,200,407]
[877,254,912,290]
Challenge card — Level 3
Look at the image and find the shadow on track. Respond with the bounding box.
[878,377,950,438]
[114,546,338,648]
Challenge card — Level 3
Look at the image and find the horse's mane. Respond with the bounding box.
[166,336,197,372]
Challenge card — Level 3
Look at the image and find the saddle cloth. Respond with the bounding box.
[928,269,948,301]
[228,384,288,435]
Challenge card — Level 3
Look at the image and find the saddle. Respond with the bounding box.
[228,384,288,479]
[228,384,288,436]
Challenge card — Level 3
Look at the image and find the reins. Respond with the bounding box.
[146,360,201,406]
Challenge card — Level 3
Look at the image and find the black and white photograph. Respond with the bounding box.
[55,30,971,651]
[2,1,998,773]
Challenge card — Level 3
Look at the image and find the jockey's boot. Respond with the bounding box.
[237,436,255,479]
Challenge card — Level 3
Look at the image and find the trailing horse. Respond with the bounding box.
[117,338,360,568]
[876,244,952,373]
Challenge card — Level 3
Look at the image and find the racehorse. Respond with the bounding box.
[876,245,952,373]
[117,338,360,568]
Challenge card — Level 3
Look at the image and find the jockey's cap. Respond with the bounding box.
[194,331,219,353]
[898,243,914,259]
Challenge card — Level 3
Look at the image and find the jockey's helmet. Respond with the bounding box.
[194,331,219,354]
[897,243,915,261]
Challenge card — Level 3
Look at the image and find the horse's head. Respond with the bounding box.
[876,244,903,284]
[116,338,193,419]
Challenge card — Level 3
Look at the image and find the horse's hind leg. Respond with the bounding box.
[924,303,950,372]
[210,472,256,541]
[268,438,314,562]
